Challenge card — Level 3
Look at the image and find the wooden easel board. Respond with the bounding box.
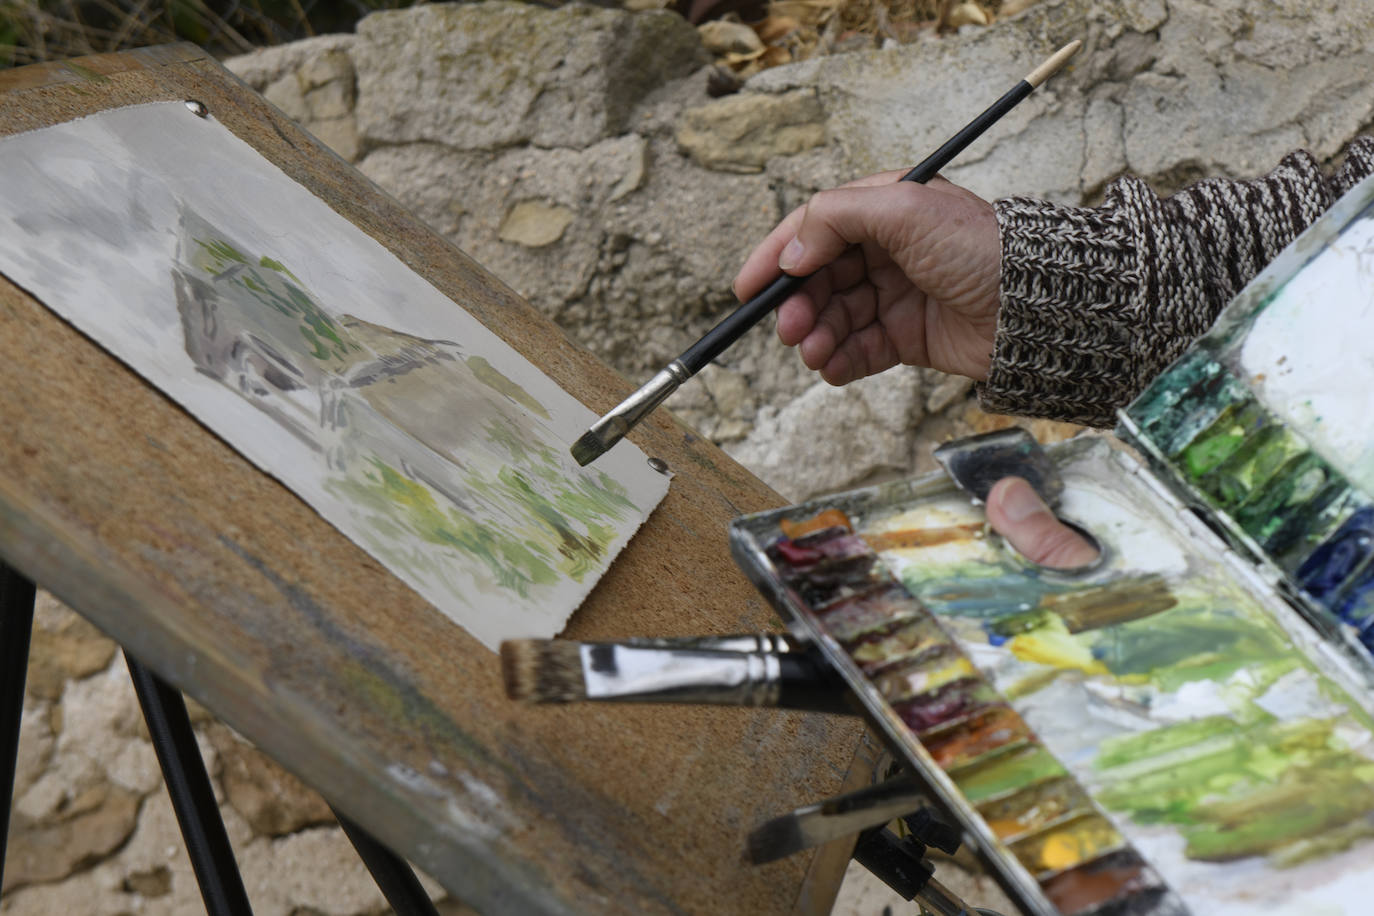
[0,46,866,915]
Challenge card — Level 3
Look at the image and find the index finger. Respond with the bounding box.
[732,169,912,302]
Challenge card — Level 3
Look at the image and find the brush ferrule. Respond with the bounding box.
[620,633,799,654]
[582,360,691,456]
[581,645,783,706]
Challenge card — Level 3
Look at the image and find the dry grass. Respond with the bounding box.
[711,0,1034,78]
[0,0,1037,72]
[0,0,409,68]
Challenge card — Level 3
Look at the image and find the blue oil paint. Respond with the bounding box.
[1297,508,1374,603]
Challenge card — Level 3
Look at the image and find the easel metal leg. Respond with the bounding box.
[333,807,440,916]
[126,652,254,916]
[0,563,36,890]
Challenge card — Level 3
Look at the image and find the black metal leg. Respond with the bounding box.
[0,563,36,890]
[126,652,254,916]
[333,807,440,916]
[7,579,435,915]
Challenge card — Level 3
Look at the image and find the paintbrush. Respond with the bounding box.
[500,636,856,714]
[570,39,1083,466]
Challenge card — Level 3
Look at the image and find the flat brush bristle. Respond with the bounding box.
[500,639,586,702]
[746,814,804,865]
[569,430,606,467]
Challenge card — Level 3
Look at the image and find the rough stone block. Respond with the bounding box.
[676,90,827,173]
[727,369,923,501]
[353,2,707,150]
[224,34,356,92]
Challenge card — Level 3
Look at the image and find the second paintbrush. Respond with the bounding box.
[571,39,1081,467]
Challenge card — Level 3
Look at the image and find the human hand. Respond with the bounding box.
[732,171,1001,385]
[985,476,1099,569]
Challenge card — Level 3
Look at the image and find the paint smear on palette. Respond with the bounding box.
[765,507,1174,915]
[0,102,670,651]
[856,461,1374,916]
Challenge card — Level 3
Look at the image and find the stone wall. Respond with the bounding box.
[5,1,1373,912]
[224,0,1374,502]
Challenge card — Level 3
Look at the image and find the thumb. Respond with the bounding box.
[985,477,1099,570]
[778,183,931,274]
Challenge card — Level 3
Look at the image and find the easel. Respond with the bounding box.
[0,46,867,914]
[1,561,437,914]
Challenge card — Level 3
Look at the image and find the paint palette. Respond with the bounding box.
[732,437,1374,915]
[731,173,1374,915]
[1121,171,1374,665]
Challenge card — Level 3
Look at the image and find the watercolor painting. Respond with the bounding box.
[737,437,1374,916]
[0,102,669,650]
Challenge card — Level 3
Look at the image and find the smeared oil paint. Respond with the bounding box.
[1006,617,1108,676]
[921,705,1033,769]
[1082,887,1188,916]
[863,522,985,552]
[873,647,977,702]
[780,508,853,539]
[951,744,1067,804]
[1093,715,1374,861]
[976,777,1094,842]
[1009,813,1125,876]
[1038,850,1160,914]
[1179,401,1266,477]
[816,584,922,643]
[983,573,1179,643]
[768,528,886,607]
[845,617,950,675]
[734,179,1374,916]
[768,529,870,570]
[1298,507,1374,621]
[1040,577,1177,633]
[894,677,998,731]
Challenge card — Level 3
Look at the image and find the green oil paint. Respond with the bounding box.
[1092,714,1374,861]
[1181,400,1265,477]
[1201,424,1305,509]
[952,744,1067,804]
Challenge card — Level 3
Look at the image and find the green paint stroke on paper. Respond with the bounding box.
[173,210,642,609]
[468,356,551,419]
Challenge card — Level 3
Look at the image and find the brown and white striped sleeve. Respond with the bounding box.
[978,137,1374,427]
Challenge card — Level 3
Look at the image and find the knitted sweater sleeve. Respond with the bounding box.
[978,137,1374,427]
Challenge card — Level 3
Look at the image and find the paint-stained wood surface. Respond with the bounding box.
[0,46,867,916]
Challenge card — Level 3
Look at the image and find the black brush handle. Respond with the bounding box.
[776,650,856,715]
[677,78,1035,377]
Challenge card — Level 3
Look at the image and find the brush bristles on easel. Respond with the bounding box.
[500,636,855,714]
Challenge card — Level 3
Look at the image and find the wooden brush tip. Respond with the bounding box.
[1025,39,1083,88]
[500,639,587,702]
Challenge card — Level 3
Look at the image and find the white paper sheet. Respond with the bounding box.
[0,101,669,650]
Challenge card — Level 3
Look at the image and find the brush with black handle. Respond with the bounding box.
[500,634,857,714]
[570,39,1081,467]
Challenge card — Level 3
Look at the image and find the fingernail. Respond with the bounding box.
[779,237,804,271]
[1001,478,1052,523]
